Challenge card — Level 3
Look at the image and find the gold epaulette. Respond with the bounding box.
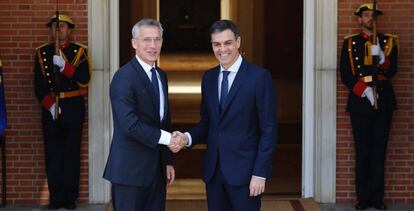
[344,33,358,40]
[35,43,48,51]
[74,42,88,49]
[385,34,400,56]
[385,33,398,39]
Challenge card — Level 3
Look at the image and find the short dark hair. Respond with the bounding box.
[209,20,239,38]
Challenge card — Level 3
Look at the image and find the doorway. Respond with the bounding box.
[118,0,303,197]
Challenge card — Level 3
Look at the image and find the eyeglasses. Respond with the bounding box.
[136,37,163,44]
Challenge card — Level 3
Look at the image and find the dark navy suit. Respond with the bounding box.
[103,57,173,211]
[190,57,277,211]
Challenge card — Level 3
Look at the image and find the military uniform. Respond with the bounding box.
[34,14,91,209]
[339,4,399,209]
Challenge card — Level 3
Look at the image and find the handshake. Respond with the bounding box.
[168,131,189,153]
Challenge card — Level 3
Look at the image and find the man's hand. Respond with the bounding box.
[53,55,66,71]
[249,176,266,197]
[49,103,61,120]
[166,165,175,186]
[362,87,374,106]
[168,131,188,153]
[370,44,385,65]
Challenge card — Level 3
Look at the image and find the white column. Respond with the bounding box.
[314,0,337,203]
[302,0,316,199]
[88,0,118,204]
[302,0,337,203]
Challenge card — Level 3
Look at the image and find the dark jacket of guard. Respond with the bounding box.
[339,32,398,206]
[34,41,91,207]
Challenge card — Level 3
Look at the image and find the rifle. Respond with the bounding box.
[54,2,60,120]
[371,0,379,109]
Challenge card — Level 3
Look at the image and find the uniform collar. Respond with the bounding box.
[59,39,70,49]
[361,32,372,40]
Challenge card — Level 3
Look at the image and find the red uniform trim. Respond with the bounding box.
[348,38,356,75]
[41,94,55,110]
[61,62,75,78]
[60,40,70,49]
[352,81,367,97]
[379,56,390,70]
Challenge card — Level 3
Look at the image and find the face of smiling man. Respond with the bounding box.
[131,25,163,66]
[211,29,241,69]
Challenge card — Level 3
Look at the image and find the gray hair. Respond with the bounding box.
[131,18,164,38]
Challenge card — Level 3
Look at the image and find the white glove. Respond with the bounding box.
[370,44,385,65]
[362,87,374,106]
[53,55,65,71]
[49,104,62,120]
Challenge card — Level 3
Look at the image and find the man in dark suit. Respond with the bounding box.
[103,18,183,211]
[34,14,91,210]
[172,20,277,211]
[340,3,398,210]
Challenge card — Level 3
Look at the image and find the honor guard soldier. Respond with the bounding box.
[340,3,399,210]
[34,14,91,210]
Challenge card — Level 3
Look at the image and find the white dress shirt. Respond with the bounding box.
[218,55,242,101]
[136,56,171,145]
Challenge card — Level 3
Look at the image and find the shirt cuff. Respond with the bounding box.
[253,175,266,181]
[158,130,171,145]
[184,132,192,147]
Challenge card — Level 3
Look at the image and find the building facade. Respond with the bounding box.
[0,0,412,205]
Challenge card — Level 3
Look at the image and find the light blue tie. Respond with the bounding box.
[220,71,230,113]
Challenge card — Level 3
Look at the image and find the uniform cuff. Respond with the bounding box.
[41,94,55,110]
[379,57,390,70]
[61,63,75,78]
[352,81,368,97]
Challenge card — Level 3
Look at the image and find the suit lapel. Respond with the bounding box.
[130,58,160,122]
[221,58,249,116]
[209,67,221,118]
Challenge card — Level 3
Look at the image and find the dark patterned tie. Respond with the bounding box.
[220,71,230,113]
[150,68,160,112]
